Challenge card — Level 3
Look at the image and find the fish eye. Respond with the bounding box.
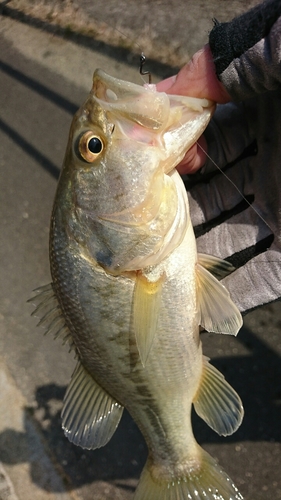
[78,131,104,162]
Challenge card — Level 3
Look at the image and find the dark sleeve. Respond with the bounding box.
[209,0,281,100]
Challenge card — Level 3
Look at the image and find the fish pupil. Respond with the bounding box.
[88,137,102,154]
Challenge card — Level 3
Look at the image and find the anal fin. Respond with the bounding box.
[61,362,123,449]
[133,272,164,367]
[193,356,244,436]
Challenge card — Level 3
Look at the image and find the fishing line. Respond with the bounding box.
[196,141,275,234]
[110,26,152,84]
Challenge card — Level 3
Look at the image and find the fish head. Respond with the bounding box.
[55,70,214,272]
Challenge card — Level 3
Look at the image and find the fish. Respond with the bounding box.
[30,69,244,500]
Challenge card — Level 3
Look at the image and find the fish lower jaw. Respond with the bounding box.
[165,166,176,176]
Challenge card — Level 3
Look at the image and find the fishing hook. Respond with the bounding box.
[139,52,152,84]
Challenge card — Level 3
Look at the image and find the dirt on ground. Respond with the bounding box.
[1,0,261,67]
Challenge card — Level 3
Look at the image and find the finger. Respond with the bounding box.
[157,45,231,103]
[177,136,207,175]
[200,101,256,174]
[195,206,273,261]
[222,245,281,314]
[193,203,276,314]
[187,157,253,227]
[156,75,176,92]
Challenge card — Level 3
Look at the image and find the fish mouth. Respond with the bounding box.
[92,69,171,131]
[92,69,214,176]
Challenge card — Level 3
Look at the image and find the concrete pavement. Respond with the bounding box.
[0,2,280,499]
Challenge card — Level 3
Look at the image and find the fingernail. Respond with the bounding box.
[156,75,177,92]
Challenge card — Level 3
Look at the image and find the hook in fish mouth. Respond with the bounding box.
[139,52,152,84]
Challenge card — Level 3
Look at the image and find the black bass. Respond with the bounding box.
[31,70,244,500]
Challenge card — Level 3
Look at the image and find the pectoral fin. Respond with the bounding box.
[61,362,123,449]
[193,356,244,436]
[133,272,164,367]
[196,263,242,335]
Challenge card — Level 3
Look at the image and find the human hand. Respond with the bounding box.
[186,92,281,314]
[156,44,231,174]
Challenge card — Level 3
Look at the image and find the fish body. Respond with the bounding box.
[32,70,244,499]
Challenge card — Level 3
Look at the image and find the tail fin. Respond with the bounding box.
[134,447,243,500]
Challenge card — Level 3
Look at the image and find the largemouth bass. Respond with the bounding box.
[31,70,244,500]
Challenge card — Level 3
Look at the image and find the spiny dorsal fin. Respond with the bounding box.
[28,283,74,349]
[133,272,164,367]
[196,264,242,335]
[62,362,123,449]
[198,253,235,280]
[193,356,244,436]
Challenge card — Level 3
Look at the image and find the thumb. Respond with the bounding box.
[157,45,231,104]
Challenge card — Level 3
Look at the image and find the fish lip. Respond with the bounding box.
[166,166,177,176]
[92,69,171,131]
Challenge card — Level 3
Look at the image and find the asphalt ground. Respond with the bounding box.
[0,1,281,499]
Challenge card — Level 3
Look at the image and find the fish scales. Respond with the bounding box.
[31,69,244,500]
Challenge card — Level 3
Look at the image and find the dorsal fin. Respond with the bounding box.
[197,253,235,280]
[28,284,74,349]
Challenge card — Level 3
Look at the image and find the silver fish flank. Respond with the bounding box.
[31,70,244,500]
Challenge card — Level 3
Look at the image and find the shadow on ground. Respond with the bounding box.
[0,322,280,494]
[1,3,178,79]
